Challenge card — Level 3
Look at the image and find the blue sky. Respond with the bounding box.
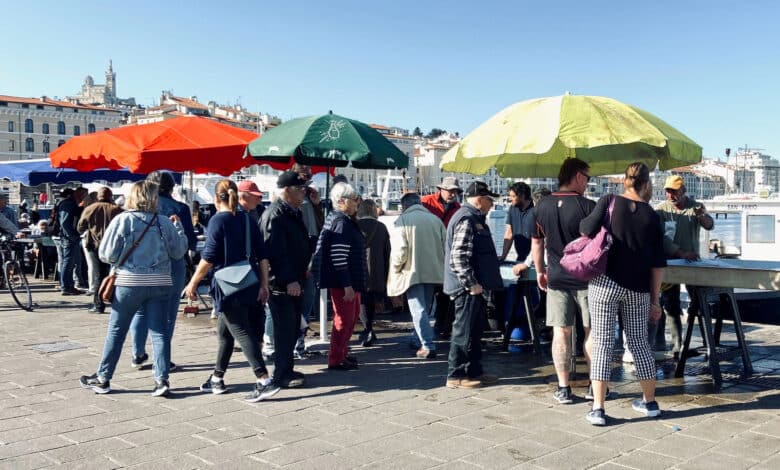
[2,0,778,158]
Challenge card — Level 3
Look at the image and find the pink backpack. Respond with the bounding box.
[560,196,616,282]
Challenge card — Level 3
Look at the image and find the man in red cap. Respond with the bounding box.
[238,180,265,223]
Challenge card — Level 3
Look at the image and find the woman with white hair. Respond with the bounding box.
[313,182,367,370]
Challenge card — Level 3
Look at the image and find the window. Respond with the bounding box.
[21,103,29,109]
[42,141,50,153]
[55,106,63,111]
[73,108,79,113]
[25,118,33,133]
[73,125,81,136]
[25,138,34,152]
[0,101,8,107]
[746,215,775,243]
[87,123,96,133]
[91,110,96,114]
[36,104,44,110]
[7,120,13,132]
[58,139,65,147]
[57,121,65,134]
[8,140,14,151]
[42,123,49,134]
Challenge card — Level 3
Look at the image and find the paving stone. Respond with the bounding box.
[678,417,754,442]
[751,417,780,437]
[59,420,149,443]
[676,451,758,470]
[529,442,619,470]
[586,429,650,453]
[413,434,495,461]
[713,431,780,461]
[42,437,134,463]
[252,437,340,466]
[0,452,55,470]
[191,423,259,444]
[39,455,119,470]
[117,422,203,446]
[189,435,278,464]
[366,452,445,469]
[106,434,212,466]
[640,434,716,459]
[0,435,73,460]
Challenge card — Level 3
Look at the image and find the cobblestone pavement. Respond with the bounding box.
[1,280,778,469]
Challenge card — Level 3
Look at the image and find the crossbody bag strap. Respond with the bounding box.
[244,213,251,260]
[117,214,155,269]
[605,195,616,230]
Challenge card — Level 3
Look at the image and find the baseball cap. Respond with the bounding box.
[664,175,684,190]
[238,180,263,196]
[276,171,310,189]
[464,181,499,198]
[436,176,462,192]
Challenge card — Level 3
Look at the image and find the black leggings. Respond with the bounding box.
[214,304,267,379]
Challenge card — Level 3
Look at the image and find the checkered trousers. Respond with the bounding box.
[588,275,656,381]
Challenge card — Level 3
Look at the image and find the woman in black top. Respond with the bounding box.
[579,162,666,426]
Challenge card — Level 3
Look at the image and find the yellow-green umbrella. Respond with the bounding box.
[440,94,702,178]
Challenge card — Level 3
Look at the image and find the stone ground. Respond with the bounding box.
[0,279,778,469]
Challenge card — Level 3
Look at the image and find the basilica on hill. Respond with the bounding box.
[68,60,136,107]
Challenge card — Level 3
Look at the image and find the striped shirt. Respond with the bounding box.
[331,243,350,270]
[115,272,173,287]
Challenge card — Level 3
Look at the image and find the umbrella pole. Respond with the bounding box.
[319,165,330,342]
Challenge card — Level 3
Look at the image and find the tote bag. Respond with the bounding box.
[560,196,616,282]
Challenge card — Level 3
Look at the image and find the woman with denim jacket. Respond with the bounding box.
[79,181,188,397]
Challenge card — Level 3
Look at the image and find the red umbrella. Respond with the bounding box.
[50,116,257,175]
[51,116,335,176]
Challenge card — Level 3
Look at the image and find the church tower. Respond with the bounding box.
[105,59,116,102]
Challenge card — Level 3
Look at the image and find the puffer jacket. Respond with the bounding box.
[312,210,367,292]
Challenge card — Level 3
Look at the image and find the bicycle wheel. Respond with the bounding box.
[4,260,33,311]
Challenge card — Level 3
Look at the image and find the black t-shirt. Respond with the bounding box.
[580,195,667,293]
[533,191,596,290]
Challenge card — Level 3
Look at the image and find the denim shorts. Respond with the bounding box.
[546,288,590,328]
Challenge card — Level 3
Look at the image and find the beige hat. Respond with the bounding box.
[436,176,462,192]
[664,175,684,190]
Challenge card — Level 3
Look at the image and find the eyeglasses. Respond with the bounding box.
[580,172,591,182]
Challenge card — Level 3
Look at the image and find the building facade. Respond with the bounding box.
[0,95,123,162]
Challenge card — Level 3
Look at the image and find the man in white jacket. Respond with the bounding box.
[387,192,446,359]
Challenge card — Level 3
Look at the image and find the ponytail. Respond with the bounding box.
[214,179,239,215]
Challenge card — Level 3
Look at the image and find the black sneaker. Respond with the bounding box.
[151,380,170,397]
[585,383,614,401]
[87,305,105,314]
[245,382,281,403]
[553,386,573,404]
[169,362,178,372]
[360,330,377,347]
[280,371,305,388]
[345,354,358,365]
[586,408,606,426]
[79,374,110,394]
[130,353,149,370]
[62,288,83,296]
[200,375,227,394]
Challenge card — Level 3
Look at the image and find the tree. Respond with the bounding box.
[413,126,423,137]
[426,128,446,139]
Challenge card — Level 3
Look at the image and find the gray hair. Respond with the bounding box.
[330,182,357,207]
[400,192,421,211]
[125,181,159,212]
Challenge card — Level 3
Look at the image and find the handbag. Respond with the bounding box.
[560,195,616,282]
[99,215,155,303]
[213,213,259,297]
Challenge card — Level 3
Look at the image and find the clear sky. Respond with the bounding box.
[2,0,778,158]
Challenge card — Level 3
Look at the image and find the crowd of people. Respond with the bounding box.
[56,158,713,428]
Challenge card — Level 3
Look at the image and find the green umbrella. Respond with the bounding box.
[245,112,408,170]
[440,94,702,178]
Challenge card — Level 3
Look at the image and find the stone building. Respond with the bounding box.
[0,95,123,162]
[68,60,136,107]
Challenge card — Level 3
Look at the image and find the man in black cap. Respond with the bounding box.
[443,181,503,389]
[259,171,313,388]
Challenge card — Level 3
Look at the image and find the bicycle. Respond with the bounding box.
[0,236,33,311]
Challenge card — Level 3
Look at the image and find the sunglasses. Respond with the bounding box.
[580,171,592,182]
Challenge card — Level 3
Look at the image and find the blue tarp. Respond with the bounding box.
[0,159,182,185]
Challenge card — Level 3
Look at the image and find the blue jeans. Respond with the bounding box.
[130,259,185,360]
[57,238,79,291]
[96,285,170,382]
[407,283,437,352]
